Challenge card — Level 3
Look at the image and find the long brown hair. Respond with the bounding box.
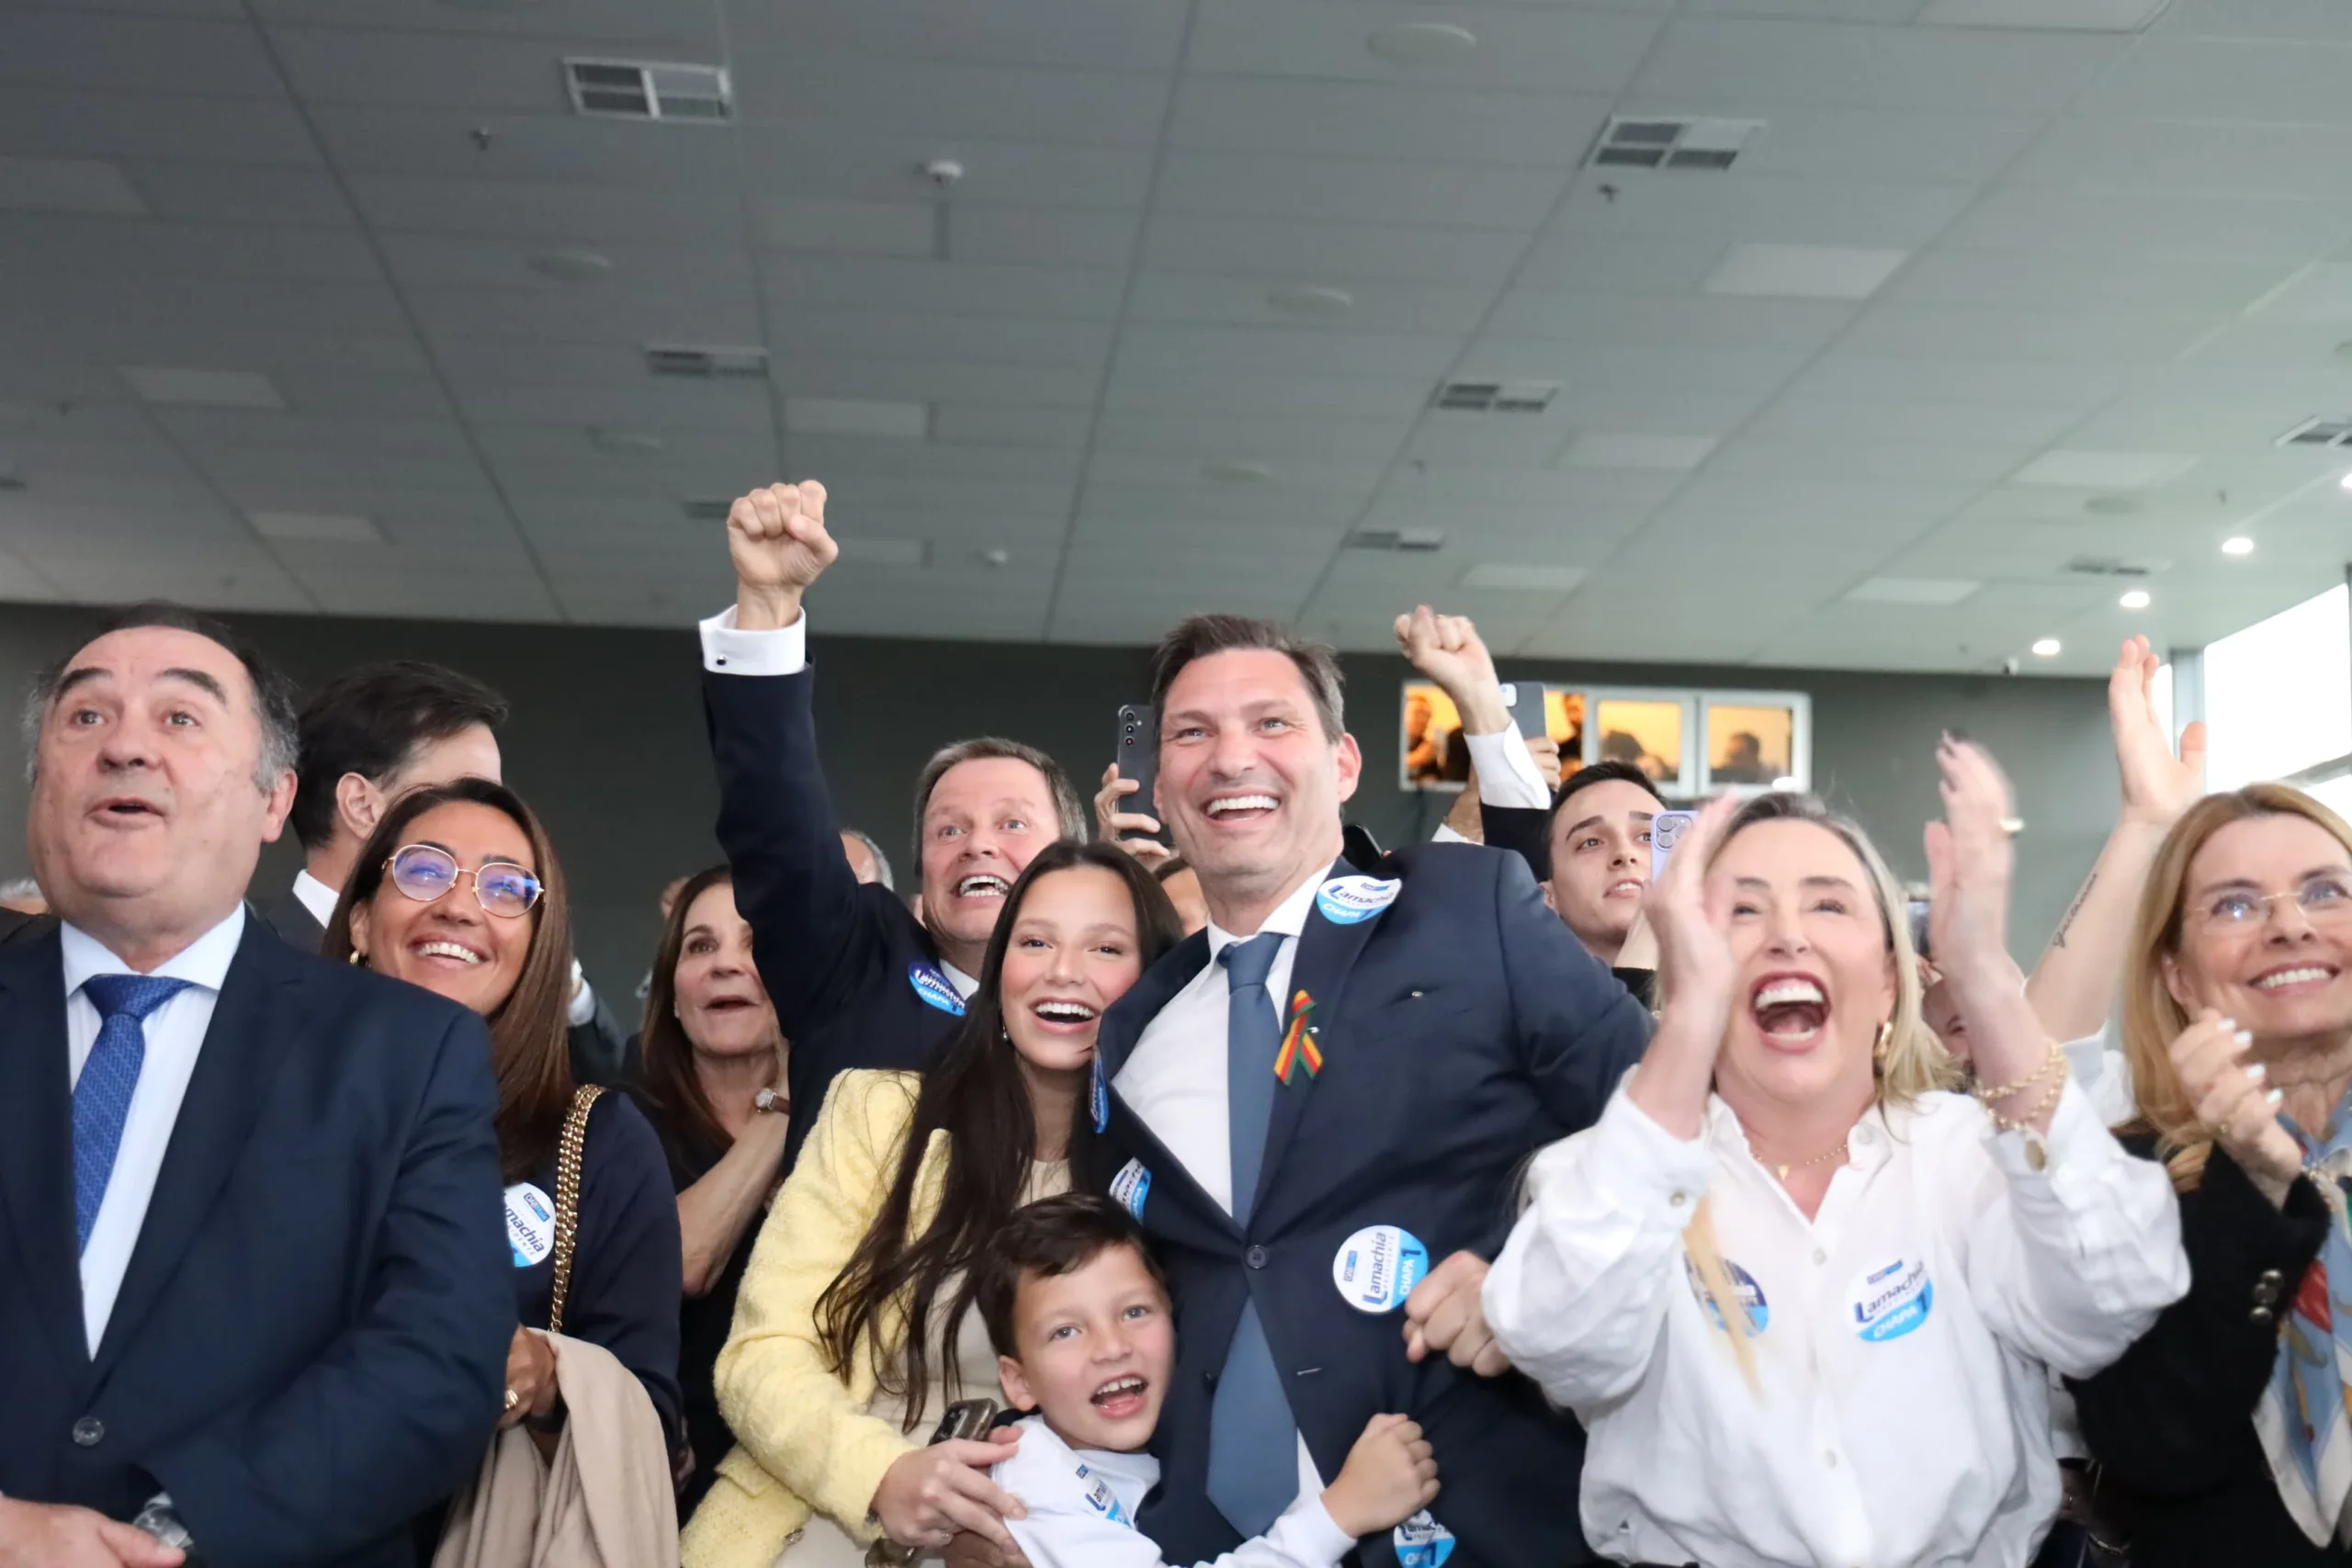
[322,776,576,1179]
[634,863,773,1157]
[2121,784,2352,1190]
[816,840,1184,1427]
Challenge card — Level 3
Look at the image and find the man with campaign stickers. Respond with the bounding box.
[1071,610,1652,1568]
[699,482,1090,1170]
[1483,740,2186,1567]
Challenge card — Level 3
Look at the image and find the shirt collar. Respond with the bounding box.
[941,961,979,999]
[291,868,340,927]
[1204,860,1340,960]
[62,904,246,999]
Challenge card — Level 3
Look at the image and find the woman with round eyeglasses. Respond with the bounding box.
[2072,784,2352,1567]
[322,777,684,1493]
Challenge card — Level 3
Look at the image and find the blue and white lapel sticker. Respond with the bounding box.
[1394,1512,1455,1568]
[1075,1461,1131,1527]
[1331,1224,1429,1314]
[1110,1159,1151,1222]
[1091,1055,1110,1134]
[1314,874,1398,926]
[1849,1258,1933,1343]
[1681,1254,1770,1334]
[503,1182,556,1269]
[909,961,967,1017]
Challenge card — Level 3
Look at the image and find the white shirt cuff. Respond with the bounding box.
[1267,1495,1357,1565]
[1431,823,1470,846]
[1536,1078,1717,1223]
[699,604,808,676]
[567,964,598,1028]
[1461,728,1550,812]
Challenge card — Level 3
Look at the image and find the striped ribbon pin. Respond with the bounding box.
[1273,989,1322,1085]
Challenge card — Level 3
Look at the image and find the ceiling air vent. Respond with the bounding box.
[2064,556,2162,579]
[1346,528,1447,553]
[644,344,768,378]
[1432,379,1559,414]
[2278,417,2352,449]
[1587,117,1762,172]
[565,60,733,123]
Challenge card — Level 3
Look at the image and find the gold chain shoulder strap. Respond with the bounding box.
[548,1084,605,1336]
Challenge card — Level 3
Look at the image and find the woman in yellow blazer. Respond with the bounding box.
[684,842,1184,1568]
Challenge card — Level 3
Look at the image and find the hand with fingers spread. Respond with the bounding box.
[2170,1009,2304,1207]
[1320,1414,1442,1539]
[1627,793,1745,1138]
[1094,764,1173,870]
[1403,1251,1511,1376]
[2111,635,2206,830]
[870,1438,1029,1554]
[1394,605,1510,735]
[727,480,838,630]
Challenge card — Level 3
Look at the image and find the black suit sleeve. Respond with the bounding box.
[147,1008,513,1564]
[1479,801,1551,883]
[563,1094,685,1439]
[703,666,898,1042]
[1492,847,1652,1134]
[2069,1149,2330,1495]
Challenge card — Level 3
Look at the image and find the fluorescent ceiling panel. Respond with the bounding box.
[2011,450,2198,489]
[784,397,930,439]
[123,367,286,411]
[1557,433,1718,472]
[1459,563,1589,592]
[249,512,385,544]
[1704,244,1909,301]
[1918,0,2171,28]
[1846,578,1982,606]
[0,156,146,216]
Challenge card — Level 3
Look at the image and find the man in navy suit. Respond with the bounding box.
[0,604,512,1568]
[700,480,1088,1169]
[1086,613,1652,1568]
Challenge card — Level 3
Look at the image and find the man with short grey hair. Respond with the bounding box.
[0,604,511,1568]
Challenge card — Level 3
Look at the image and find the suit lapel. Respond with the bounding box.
[93,922,306,1382]
[1250,865,1393,1218]
[1097,931,1210,1082]
[0,927,89,1371]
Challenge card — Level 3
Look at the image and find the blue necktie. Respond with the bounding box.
[1208,932,1299,1538]
[74,974,191,1255]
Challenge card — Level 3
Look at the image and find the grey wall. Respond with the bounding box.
[0,603,2117,1004]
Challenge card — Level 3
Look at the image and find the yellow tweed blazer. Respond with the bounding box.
[681,1070,947,1568]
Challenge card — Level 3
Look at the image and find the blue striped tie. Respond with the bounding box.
[74,974,191,1254]
[1207,932,1299,1538]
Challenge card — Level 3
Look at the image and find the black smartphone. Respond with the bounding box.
[1114,704,1163,841]
[1504,682,1549,740]
[867,1401,1007,1564]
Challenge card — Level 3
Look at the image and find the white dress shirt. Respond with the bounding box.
[290,868,339,929]
[64,906,246,1357]
[1429,729,1551,845]
[1484,1078,2188,1568]
[1115,864,1332,1506]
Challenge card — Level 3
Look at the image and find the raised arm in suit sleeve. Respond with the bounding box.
[1493,848,1652,1131]
[563,1093,686,1440]
[700,612,897,1042]
[143,1007,512,1564]
[2070,1149,2329,1494]
[709,1071,926,1541]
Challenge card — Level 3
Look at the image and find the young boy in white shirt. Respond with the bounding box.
[973,1194,1441,1568]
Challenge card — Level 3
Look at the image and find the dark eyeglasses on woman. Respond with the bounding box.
[383,843,544,919]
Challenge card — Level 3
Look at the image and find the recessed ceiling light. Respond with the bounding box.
[2340,471,2352,492]
[1202,459,1273,484]
[979,547,1012,569]
[589,427,665,456]
[2084,494,2143,517]
[1557,433,1717,472]
[526,248,614,283]
[1366,22,1477,64]
[2222,536,2256,556]
[1846,577,1981,606]
[123,367,286,410]
[1918,0,2168,28]
[2012,450,2197,490]
[2119,589,2151,610]
[1702,243,1908,301]
[2030,637,2063,658]
[1267,284,1354,320]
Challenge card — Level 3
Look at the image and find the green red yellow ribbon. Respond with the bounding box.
[1274,989,1321,1085]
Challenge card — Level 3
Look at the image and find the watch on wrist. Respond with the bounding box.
[130,1499,196,1554]
[754,1088,788,1115]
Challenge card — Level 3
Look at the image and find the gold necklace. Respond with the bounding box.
[1770,1142,1849,1182]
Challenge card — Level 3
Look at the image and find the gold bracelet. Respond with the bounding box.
[1991,1056,2071,1134]
[1972,1042,2063,1105]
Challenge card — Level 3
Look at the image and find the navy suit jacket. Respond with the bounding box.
[703,664,959,1172]
[0,918,514,1568]
[1095,841,1651,1568]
